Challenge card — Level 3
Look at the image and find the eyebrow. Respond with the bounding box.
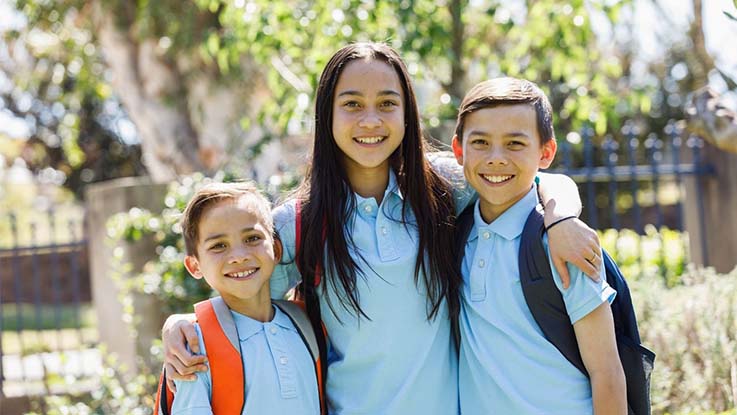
[467,130,531,139]
[202,227,257,243]
[337,90,401,98]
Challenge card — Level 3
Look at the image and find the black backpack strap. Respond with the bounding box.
[518,207,588,377]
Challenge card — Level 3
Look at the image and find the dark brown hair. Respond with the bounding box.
[181,181,272,257]
[293,42,460,322]
[455,77,555,144]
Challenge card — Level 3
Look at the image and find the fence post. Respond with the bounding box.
[682,139,737,273]
[86,177,168,376]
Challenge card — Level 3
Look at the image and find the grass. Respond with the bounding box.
[1,303,96,332]
[1,327,98,355]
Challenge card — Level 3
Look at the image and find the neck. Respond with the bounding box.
[478,191,530,224]
[223,292,274,322]
[345,163,390,205]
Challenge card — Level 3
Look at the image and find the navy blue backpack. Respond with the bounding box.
[455,205,655,415]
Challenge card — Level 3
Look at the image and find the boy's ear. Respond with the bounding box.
[451,135,464,165]
[539,138,557,169]
[272,237,283,263]
[184,255,204,279]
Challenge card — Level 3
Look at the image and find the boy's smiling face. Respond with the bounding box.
[184,195,281,315]
[452,104,557,223]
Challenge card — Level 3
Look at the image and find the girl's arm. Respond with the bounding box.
[538,172,602,288]
[162,314,207,392]
[573,303,627,415]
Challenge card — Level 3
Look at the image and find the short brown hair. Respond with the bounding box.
[455,77,554,144]
[180,181,272,257]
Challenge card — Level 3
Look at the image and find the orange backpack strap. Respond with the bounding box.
[154,367,175,415]
[195,297,245,414]
[274,299,328,415]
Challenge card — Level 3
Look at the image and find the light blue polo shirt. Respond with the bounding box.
[171,305,319,415]
[458,186,616,415]
[271,167,465,415]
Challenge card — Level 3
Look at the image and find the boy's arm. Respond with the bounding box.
[573,303,627,415]
[162,314,208,392]
[538,172,602,287]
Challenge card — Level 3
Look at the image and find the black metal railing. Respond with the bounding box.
[0,209,97,399]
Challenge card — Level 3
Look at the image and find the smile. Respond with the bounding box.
[481,174,514,184]
[354,136,386,144]
[225,269,258,279]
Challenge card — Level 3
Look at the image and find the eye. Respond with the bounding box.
[508,140,526,148]
[380,100,399,109]
[342,100,361,109]
[208,242,226,251]
[245,234,263,244]
[470,138,488,146]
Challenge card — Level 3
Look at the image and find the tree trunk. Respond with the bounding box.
[90,3,266,182]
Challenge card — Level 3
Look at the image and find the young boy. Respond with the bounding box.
[451,78,626,414]
[159,182,322,415]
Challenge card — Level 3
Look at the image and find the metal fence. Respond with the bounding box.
[0,208,99,400]
[548,122,713,281]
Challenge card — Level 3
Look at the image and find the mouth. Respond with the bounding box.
[480,174,514,185]
[225,269,259,280]
[353,136,387,146]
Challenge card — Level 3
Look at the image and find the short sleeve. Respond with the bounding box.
[271,200,302,299]
[171,324,213,415]
[426,150,477,214]
[543,237,617,325]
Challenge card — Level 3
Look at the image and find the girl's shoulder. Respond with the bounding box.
[426,150,465,183]
[272,198,298,228]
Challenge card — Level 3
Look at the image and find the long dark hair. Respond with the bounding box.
[294,42,460,323]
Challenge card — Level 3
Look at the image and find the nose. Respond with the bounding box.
[358,110,382,129]
[485,145,508,165]
[228,245,250,264]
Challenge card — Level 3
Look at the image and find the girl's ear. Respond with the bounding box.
[184,255,204,279]
[272,237,284,263]
[451,135,464,165]
[539,138,557,169]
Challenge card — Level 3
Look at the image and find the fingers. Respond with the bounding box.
[576,253,600,281]
[182,323,200,355]
[165,364,178,393]
[553,257,571,289]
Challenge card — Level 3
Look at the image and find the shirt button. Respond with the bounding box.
[478,259,485,268]
[269,327,277,335]
[482,231,491,239]
[364,205,372,213]
[381,226,388,235]
[279,356,288,365]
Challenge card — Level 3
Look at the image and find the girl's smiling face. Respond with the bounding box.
[331,58,405,181]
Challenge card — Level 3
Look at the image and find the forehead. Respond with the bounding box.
[198,196,269,232]
[334,59,403,96]
[464,104,537,134]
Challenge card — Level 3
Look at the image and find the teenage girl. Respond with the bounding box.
[162,42,602,414]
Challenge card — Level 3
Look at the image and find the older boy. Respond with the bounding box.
[160,182,322,415]
[451,78,626,414]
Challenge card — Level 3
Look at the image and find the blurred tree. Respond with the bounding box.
[4,0,655,186]
[1,4,147,197]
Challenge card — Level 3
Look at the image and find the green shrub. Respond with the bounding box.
[633,266,737,414]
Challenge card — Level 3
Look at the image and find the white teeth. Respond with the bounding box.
[355,136,385,144]
[482,175,513,183]
[228,269,257,278]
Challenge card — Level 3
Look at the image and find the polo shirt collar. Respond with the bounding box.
[231,305,295,341]
[354,169,403,212]
[472,185,539,241]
